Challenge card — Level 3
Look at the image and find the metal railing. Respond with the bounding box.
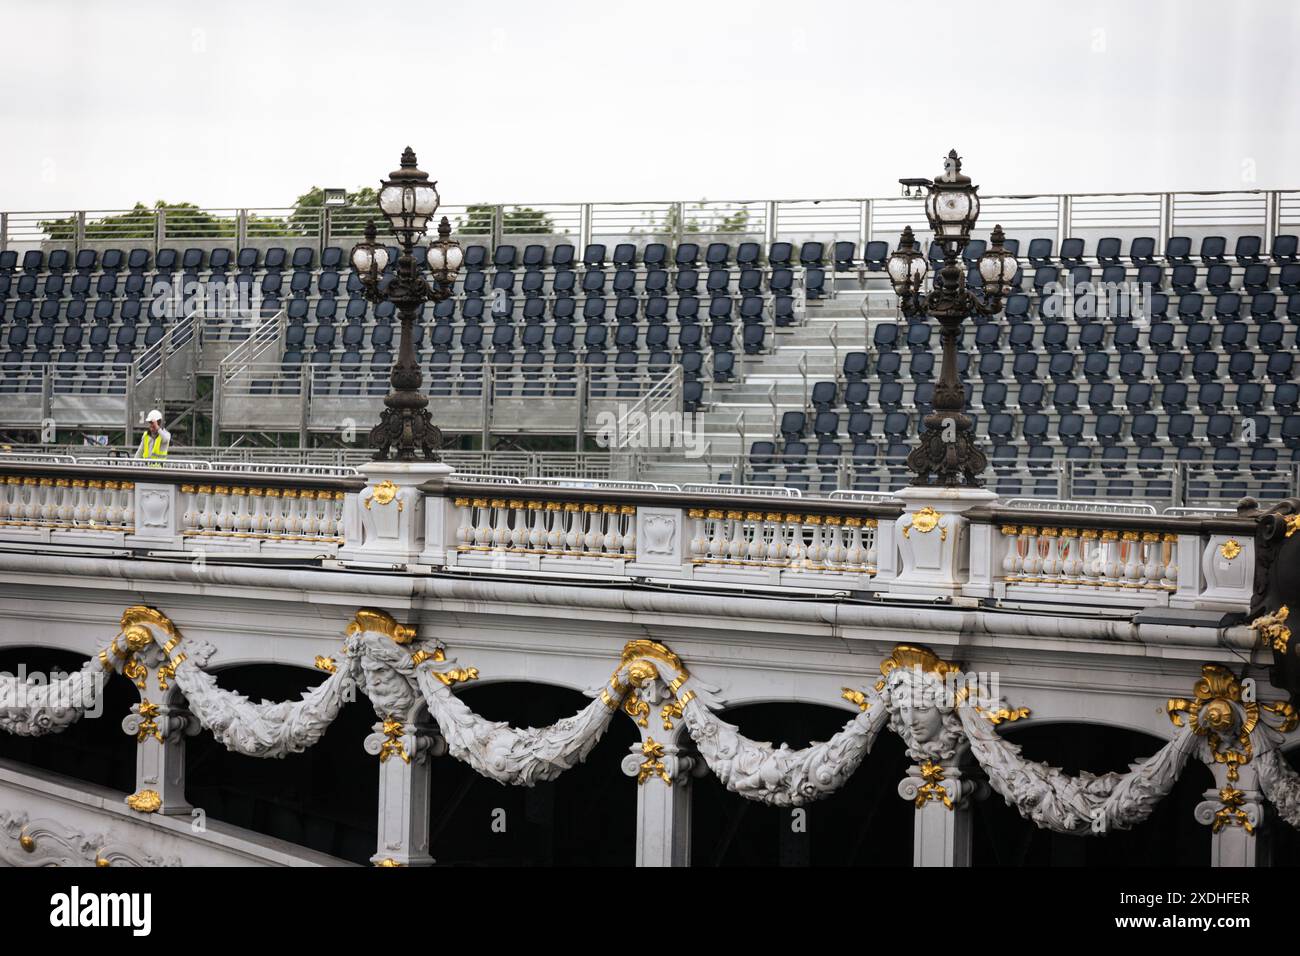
[4,188,1295,255]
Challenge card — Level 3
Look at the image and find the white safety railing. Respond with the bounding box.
[3,187,1293,252]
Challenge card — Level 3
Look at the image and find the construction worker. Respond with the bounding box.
[135,410,170,465]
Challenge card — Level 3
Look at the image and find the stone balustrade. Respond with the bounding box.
[452,497,638,562]
[999,525,1179,593]
[179,483,346,544]
[686,508,878,576]
[0,456,1268,612]
[0,473,135,539]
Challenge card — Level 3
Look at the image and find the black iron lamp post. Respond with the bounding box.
[886,150,1019,487]
[351,147,463,461]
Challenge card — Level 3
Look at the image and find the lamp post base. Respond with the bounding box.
[906,411,987,489]
[369,399,442,464]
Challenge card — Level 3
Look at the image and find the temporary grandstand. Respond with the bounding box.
[1,187,1297,508]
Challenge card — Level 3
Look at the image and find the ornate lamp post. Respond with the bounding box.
[352,147,463,461]
[886,150,1018,487]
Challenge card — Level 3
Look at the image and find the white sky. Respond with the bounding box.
[1,0,1297,213]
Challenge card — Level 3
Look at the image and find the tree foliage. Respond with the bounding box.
[456,204,555,236]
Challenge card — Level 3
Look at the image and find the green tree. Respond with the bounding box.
[281,186,380,237]
[456,204,555,236]
[39,201,239,241]
[646,204,752,237]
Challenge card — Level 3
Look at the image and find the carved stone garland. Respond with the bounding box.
[4,608,1300,837]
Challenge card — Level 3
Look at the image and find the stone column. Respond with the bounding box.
[621,726,696,867]
[891,486,997,600]
[1195,762,1270,867]
[340,461,451,568]
[364,717,444,867]
[899,759,985,867]
[122,696,197,816]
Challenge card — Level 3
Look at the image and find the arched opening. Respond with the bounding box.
[970,722,1213,866]
[183,663,376,864]
[690,702,912,866]
[0,647,137,794]
[1270,746,1300,865]
[426,681,639,865]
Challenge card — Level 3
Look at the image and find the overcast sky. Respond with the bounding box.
[1,0,1297,213]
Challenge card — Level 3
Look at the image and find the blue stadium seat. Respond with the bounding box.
[1200,236,1227,266]
[1165,236,1192,266]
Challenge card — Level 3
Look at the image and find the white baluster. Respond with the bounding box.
[265,488,285,536]
[1160,532,1179,590]
[1060,528,1081,587]
[582,504,602,553]
[509,500,528,551]
[563,503,582,552]
[1100,530,1123,588]
[301,490,320,537]
[805,515,826,568]
[785,515,806,568]
[619,505,636,558]
[545,502,564,552]
[688,508,708,563]
[54,478,73,525]
[177,483,196,535]
[231,487,251,536]
[707,509,728,563]
[246,486,266,535]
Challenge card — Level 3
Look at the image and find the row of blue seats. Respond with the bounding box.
[772,404,1300,448]
[0,260,829,302]
[748,440,1297,495]
[0,239,834,279]
[878,318,1299,355]
[281,320,766,356]
[800,374,1298,421]
[5,233,1299,283]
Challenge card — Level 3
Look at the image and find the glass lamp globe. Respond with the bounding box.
[378,147,440,239]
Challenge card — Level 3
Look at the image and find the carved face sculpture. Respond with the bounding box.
[887,669,946,751]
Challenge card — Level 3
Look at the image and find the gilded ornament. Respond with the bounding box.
[915,760,953,809]
[126,789,163,813]
[135,700,162,743]
[378,718,410,764]
[1219,538,1242,561]
[637,737,672,785]
[876,644,960,692]
[1167,664,1258,781]
[1250,605,1291,655]
[1212,787,1255,834]
[841,688,871,712]
[978,705,1031,725]
[364,480,400,510]
[347,608,416,644]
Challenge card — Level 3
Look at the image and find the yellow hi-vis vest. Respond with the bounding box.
[138,431,169,465]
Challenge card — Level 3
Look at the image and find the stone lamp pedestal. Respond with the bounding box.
[890,485,997,599]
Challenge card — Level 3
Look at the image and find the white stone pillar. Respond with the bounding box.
[364,717,444,867]
[899,760,985,867]
[1195,762,1270,867]
[340,461,451,568]
[122,697,197,816]
[891,486,997,600]
[621,727,696,867]
[126,481,183,549]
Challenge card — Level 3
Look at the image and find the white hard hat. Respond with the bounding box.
[146,410,163,423]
